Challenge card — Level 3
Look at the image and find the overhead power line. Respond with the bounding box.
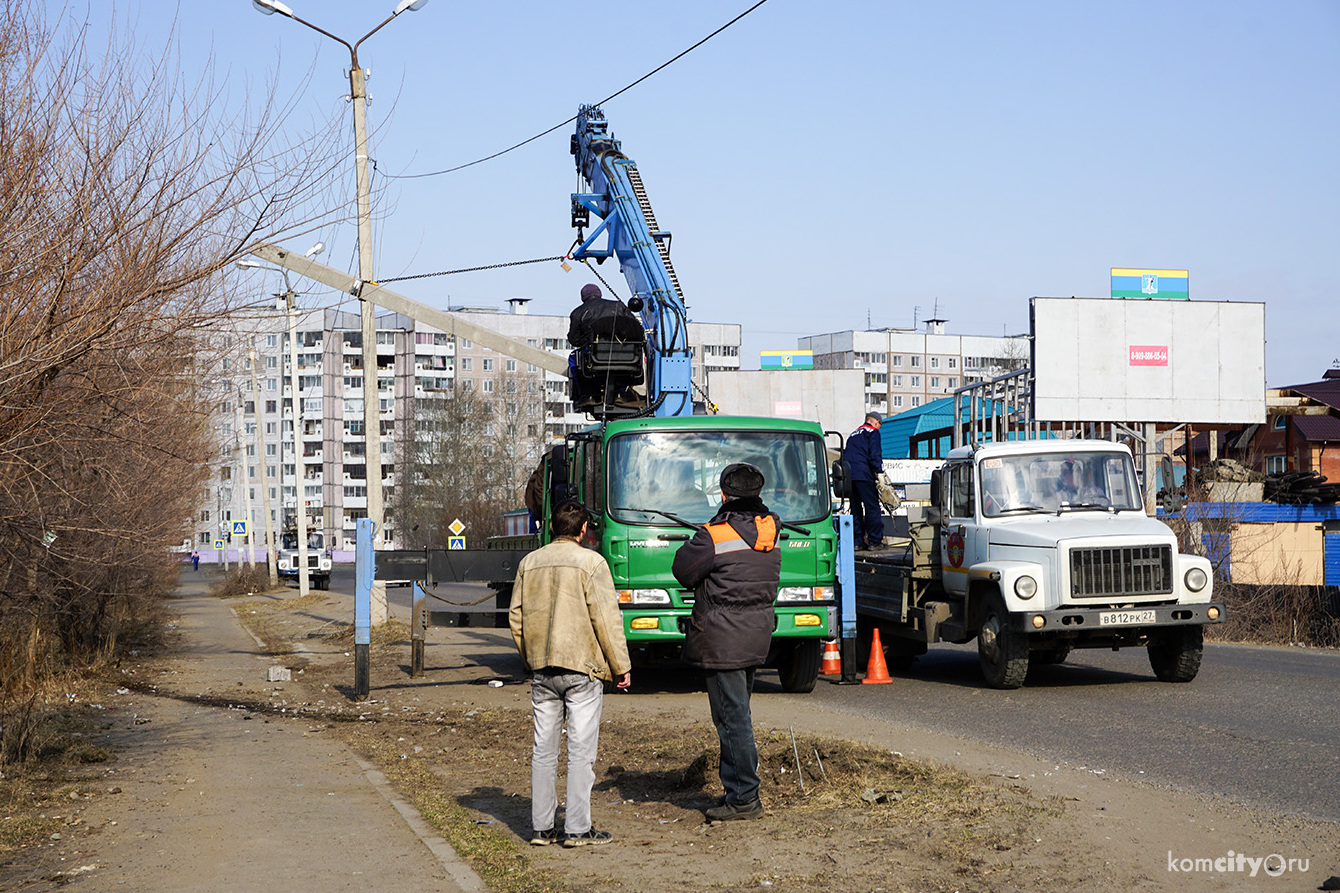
[383,0,770,180]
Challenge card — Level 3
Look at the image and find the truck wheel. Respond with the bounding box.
[1148,626,1203,682]
[778,639,821,693]
[977,594,1028,689]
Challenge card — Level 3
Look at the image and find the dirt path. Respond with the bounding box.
[6,578,484,893]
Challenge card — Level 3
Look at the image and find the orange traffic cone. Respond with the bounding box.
[861,628,892,684]
[819,638,842,675]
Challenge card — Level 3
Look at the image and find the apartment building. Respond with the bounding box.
[194,299,741,556]
[798,319,1027,417]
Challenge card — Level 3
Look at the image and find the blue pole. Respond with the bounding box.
[354,518,373,699]
[835,514,859,683]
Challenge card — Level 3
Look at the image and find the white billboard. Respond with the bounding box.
[1030,297,1265,424]
[706,369,866,435]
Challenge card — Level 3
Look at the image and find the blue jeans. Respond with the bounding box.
[704,668,759,805]
[530,671,604,834]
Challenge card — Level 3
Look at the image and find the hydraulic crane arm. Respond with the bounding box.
[570,105,692,417]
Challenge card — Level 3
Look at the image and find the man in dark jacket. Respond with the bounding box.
[845,412,884,550]
[567,283,644,408]
[671,463,780,823]
[567,283,644,348]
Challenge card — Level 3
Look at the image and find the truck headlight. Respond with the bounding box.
[1184,567,1208,592]
[617,589,670,605]
[777,586,834,603]
[1013,575,1037,599]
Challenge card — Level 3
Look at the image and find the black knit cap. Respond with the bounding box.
[580,283,601,300]
[720,462,765,498]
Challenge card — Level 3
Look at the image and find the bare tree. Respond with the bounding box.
[0,3,347,715]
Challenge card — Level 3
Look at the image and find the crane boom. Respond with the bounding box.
[570,105,693,417]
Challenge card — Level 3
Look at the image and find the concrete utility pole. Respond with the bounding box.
[254,0,430,624]
[286,290,311,596]
[249,345,279,587]
[235,396,254,570]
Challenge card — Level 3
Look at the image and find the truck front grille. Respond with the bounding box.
[1069,545,1172,597]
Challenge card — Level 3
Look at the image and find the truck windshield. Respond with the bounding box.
[281,531,324,550]
[979,451,1142,516]
[608,430,829,525]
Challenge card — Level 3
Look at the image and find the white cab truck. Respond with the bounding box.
[854,439,1224,688]
[277,530,332,590]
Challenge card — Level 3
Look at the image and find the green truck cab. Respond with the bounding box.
[510,414,838,693]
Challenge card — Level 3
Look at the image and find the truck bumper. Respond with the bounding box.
[1009,601,1225,634]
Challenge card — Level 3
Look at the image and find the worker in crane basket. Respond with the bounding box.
[567,284,645,409]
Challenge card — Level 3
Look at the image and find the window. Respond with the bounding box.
[930,377,940,388]
[948,357,957,369]
[265,335,277,347]
[1265,455,1286,474]
[948,463,975,518]
[266,355,278,369]
[892,395,903,408]
[891,355,902,367]
[930,357,940,369]
[483,380,494,393]
[460,338,472,349]
[505,359,516,372]
[948,378,957,388]
[1273,416,1287,430]
[911,397,921,407]
[460,358,472,372]
[266,400,277,413]
[891,375,902,387]
[483,358,494,372]
[911,376,920,387]
[910,356,921,368]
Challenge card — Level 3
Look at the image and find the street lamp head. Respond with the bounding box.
[235,259,266,270]
[305,242,326,258]
[393,0,429,14]
[252,0,295,16]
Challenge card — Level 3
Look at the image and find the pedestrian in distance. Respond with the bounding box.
[191,550,200,571]
[671,463,781,823]
[845,412,885,550]
[509,500,632,848]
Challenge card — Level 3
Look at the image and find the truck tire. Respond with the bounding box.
[977,593,1028,689]
[777,639,821,693]
[1147,626,1203,682]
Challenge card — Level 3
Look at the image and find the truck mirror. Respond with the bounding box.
[929,469,942,506]
[925,505,943,526]
[549,444,575,503]
[830,459,850,499]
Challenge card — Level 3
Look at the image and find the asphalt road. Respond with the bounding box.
[324,565,1340,823]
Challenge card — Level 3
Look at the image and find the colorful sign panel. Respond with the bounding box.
[1110,268,1189,300]
[760,350,813,370]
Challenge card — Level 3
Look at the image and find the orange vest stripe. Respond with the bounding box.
[706,516,778,552]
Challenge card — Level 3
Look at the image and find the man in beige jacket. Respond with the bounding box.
[510,500,631,848]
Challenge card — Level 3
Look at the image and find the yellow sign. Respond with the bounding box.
[448,536,466,550]
[449,518,465,536]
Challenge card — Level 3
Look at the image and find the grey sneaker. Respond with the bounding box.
[705,799,764,822]
[530,827,560,846]
[563,827,613,847]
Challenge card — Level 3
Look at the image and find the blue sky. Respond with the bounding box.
[81,1,1339,387]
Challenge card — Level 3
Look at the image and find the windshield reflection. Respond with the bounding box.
[979,451,1141,516]
[608,430,828,525]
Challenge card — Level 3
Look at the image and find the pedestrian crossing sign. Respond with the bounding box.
[213,540,224,550]
[448,536,466,550]
[231,520,249,537]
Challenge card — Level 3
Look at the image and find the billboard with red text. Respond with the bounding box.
[1030,297,1265,424]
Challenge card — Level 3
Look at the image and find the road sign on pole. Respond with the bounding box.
[231,520,249,538]
[448,536,466,550]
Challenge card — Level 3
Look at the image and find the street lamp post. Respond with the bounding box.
[254,0,428,623]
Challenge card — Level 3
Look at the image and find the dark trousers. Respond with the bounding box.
[704,668,759,805]
[851,478,884,546]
